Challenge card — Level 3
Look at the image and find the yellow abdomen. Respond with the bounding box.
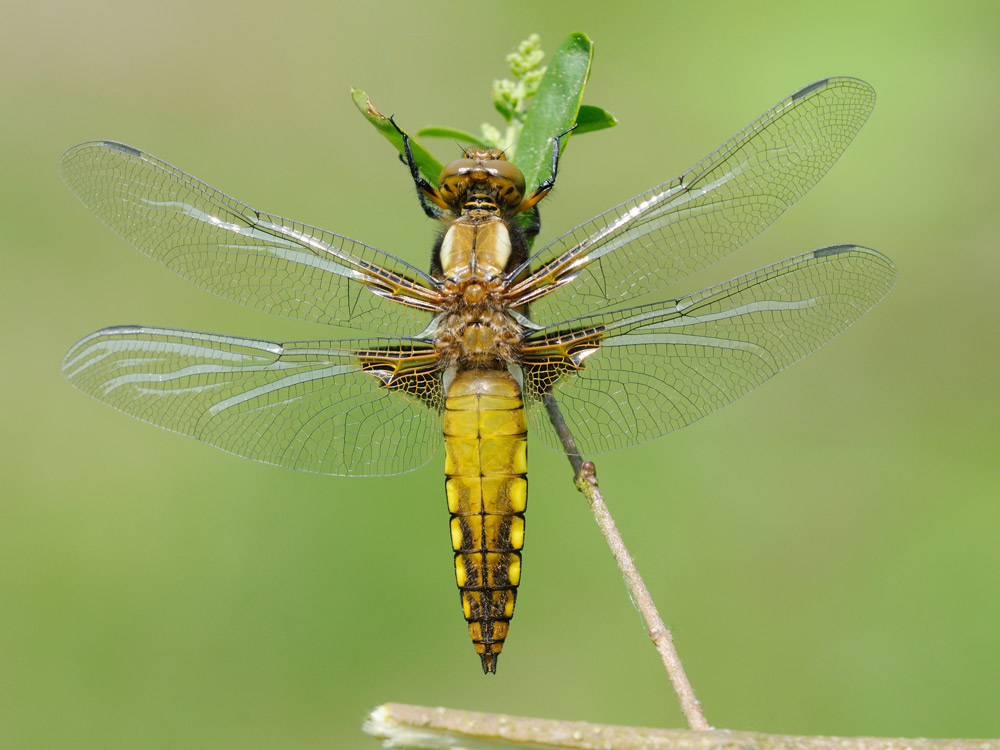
[443,368,527,674]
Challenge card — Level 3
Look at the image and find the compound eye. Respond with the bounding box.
[439,158,478,186]
[438,158,478,204]
[485,159,526,205]
[439,158,476,184]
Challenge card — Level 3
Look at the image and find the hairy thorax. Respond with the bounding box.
[433,205,527,368]
[434,304,522,368]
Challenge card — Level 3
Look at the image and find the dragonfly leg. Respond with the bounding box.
[521,206,542,239]
[390,116,450,220]
[516,123,578,214]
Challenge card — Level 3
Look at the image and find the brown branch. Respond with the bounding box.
[365,703,1000,750]
[542,390,584,475]
[541,392,709,730]
[575,460,708,730]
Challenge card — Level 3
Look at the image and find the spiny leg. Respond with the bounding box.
[515,123,578,216]
[390,116,449,220]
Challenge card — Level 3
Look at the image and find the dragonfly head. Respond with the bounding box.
[438,148,526,211]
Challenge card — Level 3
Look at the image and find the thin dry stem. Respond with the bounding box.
[575,461,709,730]
[542,392,708,730]
[365,703,999,750]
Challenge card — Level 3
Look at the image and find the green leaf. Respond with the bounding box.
[350,88,444,186]
[513,32,594,194]
[416,126,491,148]
[575,104,618,135]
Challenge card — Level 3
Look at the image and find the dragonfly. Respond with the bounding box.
[61,76,895,674]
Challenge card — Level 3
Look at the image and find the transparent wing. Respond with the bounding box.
[508,78,876,324]
[521,245,896,455]
[62,326,444,476]
[60,141,443,331]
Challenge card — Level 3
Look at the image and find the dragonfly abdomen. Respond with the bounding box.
[443,368,527,674]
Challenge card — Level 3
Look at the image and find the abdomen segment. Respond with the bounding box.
[443,369,527,674]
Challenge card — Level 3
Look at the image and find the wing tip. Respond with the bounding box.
[813,243,858,258]
[791,76,874,102]
[101,141,143,157]
[792,78,832,100]
[812,244,896,268]
[60,140,142,166]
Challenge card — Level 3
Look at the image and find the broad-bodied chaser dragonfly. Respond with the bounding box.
[61,77,895,673]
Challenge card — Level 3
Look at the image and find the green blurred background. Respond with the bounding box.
[3,1,998,747]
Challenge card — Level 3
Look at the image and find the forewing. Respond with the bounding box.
[508,78,876,324]
[60,141,442,331]
[62,327,443,476]
[521,246,895,455]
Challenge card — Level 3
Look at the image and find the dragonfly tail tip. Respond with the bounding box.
[480,653,499,674]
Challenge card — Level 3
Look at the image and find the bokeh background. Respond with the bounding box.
[3,1,998,747]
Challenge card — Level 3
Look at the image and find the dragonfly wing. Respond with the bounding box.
[521,245,895,455]
[509,78,876,324]
[60,141,442,331]
[62,327,444,476]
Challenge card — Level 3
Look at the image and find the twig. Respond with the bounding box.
[365,703,1000,750]
[543,392,709,730]
[575,460,708,730]
[542,390,584,475]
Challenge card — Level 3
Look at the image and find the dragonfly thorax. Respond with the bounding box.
[433,305,522,368]
[437,216,515,303]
